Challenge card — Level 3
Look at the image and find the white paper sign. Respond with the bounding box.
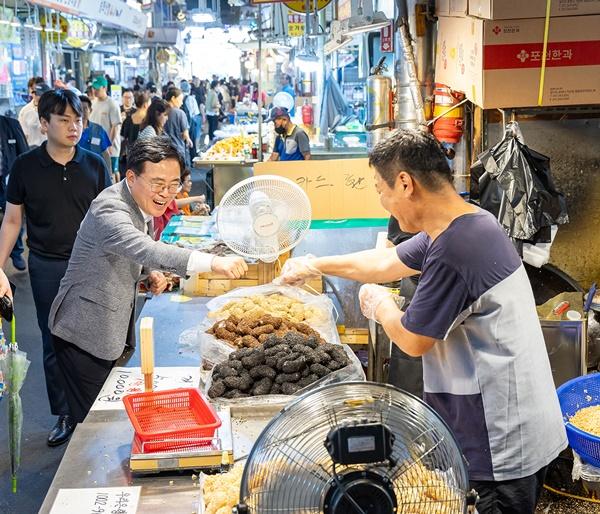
[50,486,141,514]
[91,366,200,411]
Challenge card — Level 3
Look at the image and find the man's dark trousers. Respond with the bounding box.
[28,251,70,415]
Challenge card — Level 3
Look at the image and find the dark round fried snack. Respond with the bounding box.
[281,356,306,374]
[214,364,238,378]
[238,372,254,392]
[263,335,282,349]
[312,350,331,364]
[224,375,244,389]
[297,374,319,389]
[252,377,273,396]
[241,351,265,369]
[275,372,302,384]
[264,344,289,356]
[228,359,244,371]
[327,360,344,371]
[207,380,227,398]
[265,356,277,368]
[310,363,330,378]
[304,336,320,348]
[249,365,277,380]
[222,389,240,399]
[283,331,308,347]
[301,366,311,378]
[281,382,302,395]
[230,348,254,360]
[270,383,282,394]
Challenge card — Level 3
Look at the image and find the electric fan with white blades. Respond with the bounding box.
[217,175,312,263]
[234,382,478,514]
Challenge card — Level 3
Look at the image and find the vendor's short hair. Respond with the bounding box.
[127,136,184,177]
[38,88,82,122]
[368,129,452,191]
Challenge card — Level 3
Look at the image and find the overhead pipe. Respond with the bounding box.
[397,16,426,125]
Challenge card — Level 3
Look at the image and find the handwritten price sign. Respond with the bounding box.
[255,158,387,219]
[90,367,200,411]
[50,486,141,514]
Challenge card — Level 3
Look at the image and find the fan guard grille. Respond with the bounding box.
[239,382,469,513]
[217,175,312,261]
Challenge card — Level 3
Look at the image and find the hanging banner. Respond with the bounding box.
[30,0,147,37]
[380,22,394,53]
[288,14,305,37]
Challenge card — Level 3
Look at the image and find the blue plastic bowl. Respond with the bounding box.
[557,373,600,467]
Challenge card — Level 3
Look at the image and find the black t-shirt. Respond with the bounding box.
[7,142,112,259]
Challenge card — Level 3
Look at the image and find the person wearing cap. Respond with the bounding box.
[268,107,311,161]
[18,81,50,148]
[0,89,111,446]
[90,76,121,182]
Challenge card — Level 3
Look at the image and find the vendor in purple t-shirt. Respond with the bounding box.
[277,128,566,514]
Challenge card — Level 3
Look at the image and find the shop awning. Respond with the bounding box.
[30,0,147,37]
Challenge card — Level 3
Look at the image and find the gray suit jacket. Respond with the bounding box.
[49,180,193,360]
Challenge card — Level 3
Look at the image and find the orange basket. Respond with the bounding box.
[123,388,221,453]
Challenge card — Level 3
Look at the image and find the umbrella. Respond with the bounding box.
[0,315,30,493]
[319,72,351,137]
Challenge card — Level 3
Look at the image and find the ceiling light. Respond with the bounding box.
[324,35,352,55]
[342,12,390,37]
[295,50,320,72]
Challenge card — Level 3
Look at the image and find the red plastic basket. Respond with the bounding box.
[123,388,221,453]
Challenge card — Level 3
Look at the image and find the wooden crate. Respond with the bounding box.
[181,252,323,297]
[338,327,369,346]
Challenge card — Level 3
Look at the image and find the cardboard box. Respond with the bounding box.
[436,0,468,17]
[468,0,600,20]
[435,15,600,108]
[254,158,388,220]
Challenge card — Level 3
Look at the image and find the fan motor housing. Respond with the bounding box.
[325,423,395,465]
[322,470,398,514]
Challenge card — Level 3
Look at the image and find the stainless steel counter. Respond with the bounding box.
[39,293,210,514]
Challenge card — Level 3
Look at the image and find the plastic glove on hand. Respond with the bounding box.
[359,284,405,322]
[274,254,322,287]
[212,256,248,279]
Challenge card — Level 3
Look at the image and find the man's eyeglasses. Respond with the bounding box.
[138,175,181,194]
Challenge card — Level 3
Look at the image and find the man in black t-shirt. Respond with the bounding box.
[0,89,111,447]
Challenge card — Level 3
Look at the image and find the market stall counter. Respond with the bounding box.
[39,293,211,514]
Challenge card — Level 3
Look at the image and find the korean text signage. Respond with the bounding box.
[255,159,388,220]
[50,487,141,514]
[380,22,394,53]
[30,0,147,37]
[288,14,305,37]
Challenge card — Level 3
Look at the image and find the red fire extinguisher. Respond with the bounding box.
[302,99,314,126]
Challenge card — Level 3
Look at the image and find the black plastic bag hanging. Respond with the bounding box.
[470,122,568,249]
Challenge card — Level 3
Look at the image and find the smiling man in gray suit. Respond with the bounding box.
[49,136,247,423]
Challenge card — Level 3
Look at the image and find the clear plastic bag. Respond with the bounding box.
[199,284,341,367]
[203,344,366,408]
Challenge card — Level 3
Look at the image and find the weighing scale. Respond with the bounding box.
[129,407,235,474]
